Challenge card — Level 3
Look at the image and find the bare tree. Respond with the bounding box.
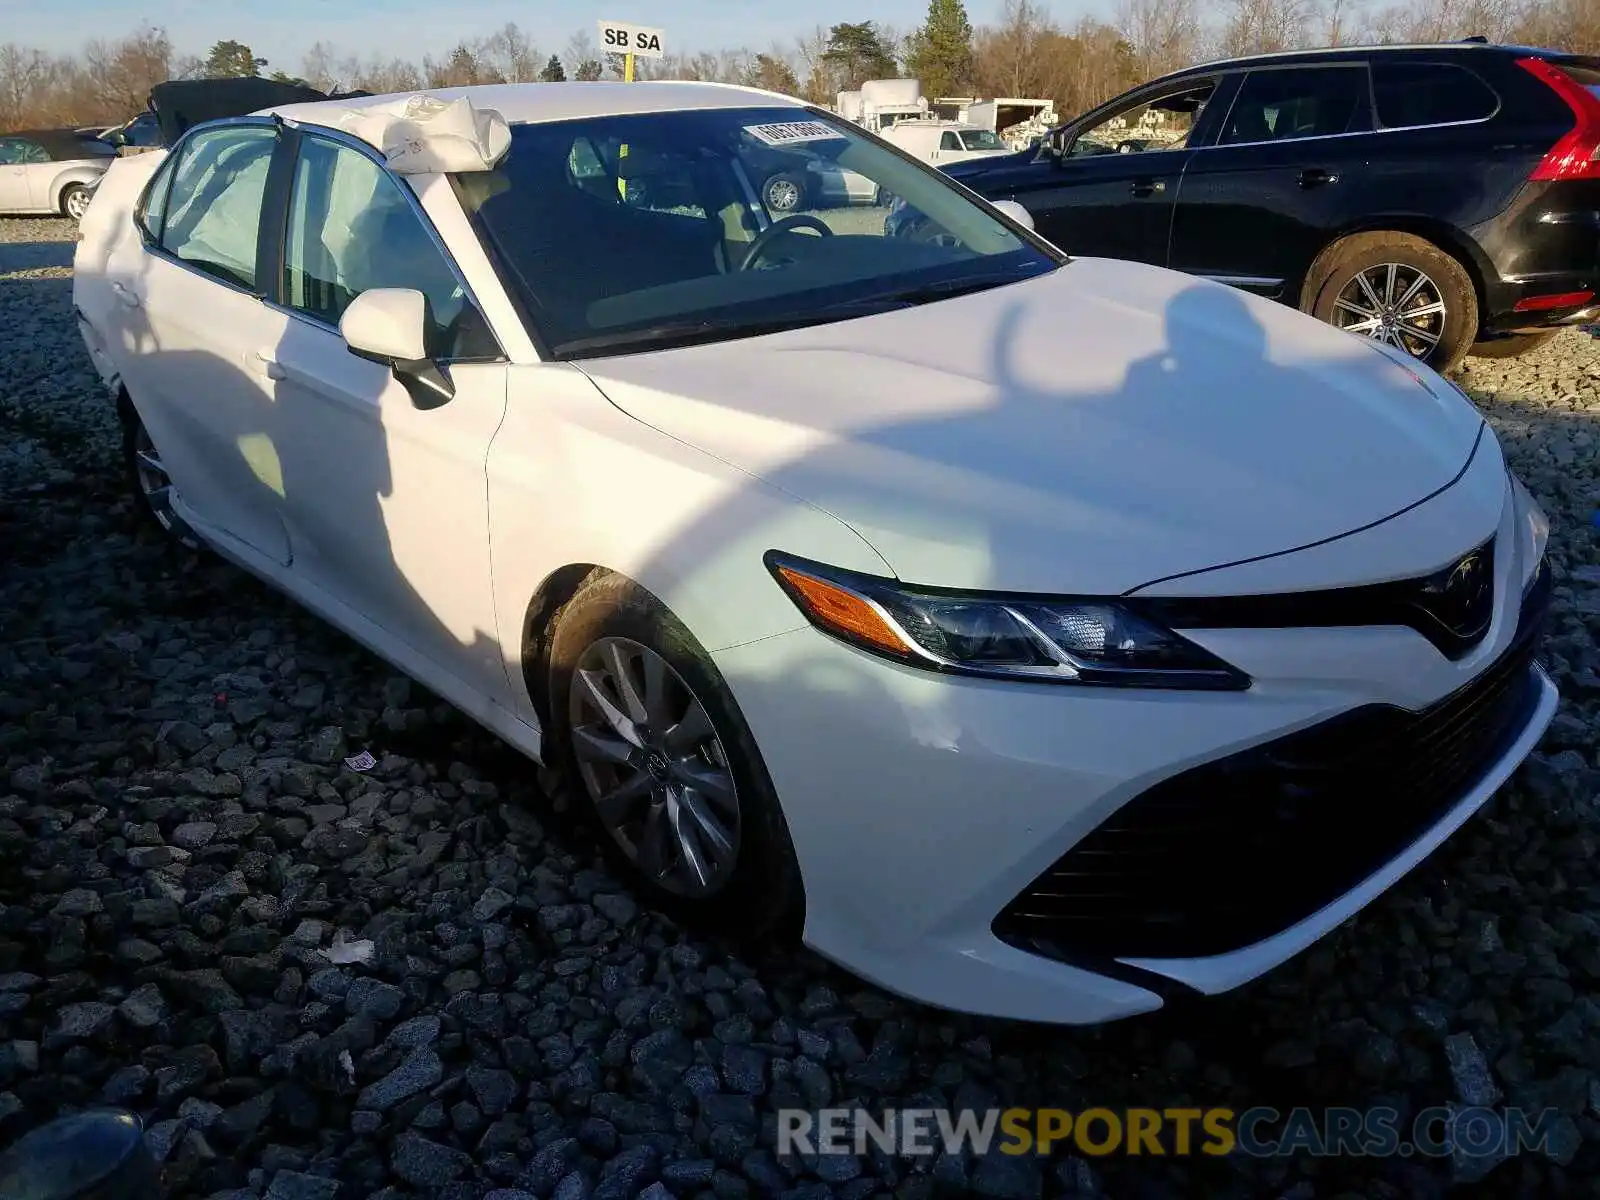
[564,30,602,81]
[1221,0,1318,54]
[80,24,173,120]
[1117,0,1202,77]
[479,23,540,83]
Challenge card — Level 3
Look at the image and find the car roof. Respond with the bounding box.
[1164,39,1579,80]
[263,81,809,131]
[0,127,115,159]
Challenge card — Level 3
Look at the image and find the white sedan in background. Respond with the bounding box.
[0,128,114,219]
[75,81,1556,1025]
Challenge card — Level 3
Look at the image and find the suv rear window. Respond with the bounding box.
[1371,62,1499,128]
[1559,62,1600,97]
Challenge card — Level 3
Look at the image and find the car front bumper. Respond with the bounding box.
[713,480,1556,1024]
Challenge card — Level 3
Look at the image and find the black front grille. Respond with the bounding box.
[995,561,1552,962]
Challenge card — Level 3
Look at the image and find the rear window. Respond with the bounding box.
[1559,62,1600,98]
[1371,62,1499,128]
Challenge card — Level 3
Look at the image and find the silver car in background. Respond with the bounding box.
[0,128,115,220]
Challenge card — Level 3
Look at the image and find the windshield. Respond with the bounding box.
[457,105,1059,359]
[959,129,1006,150]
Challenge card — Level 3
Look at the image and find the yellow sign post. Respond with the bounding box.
[598,21,662,196]
[618,53,634,197]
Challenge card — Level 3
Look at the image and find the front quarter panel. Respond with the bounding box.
[486,363,895,720]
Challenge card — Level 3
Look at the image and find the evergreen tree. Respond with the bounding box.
[906,0,974,97]
[203,39,266,78]
[821,22,898,89]
[539,54,567,82]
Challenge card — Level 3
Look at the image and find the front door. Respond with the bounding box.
[0,138,38,210]
[1168,64,1374,299]
[264,130,513,704]
[116,122,292,564]
[1009,77,1223,266]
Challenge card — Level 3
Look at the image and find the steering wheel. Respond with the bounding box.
[741,214,833,271]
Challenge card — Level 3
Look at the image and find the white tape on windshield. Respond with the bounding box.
[743,121,846,147]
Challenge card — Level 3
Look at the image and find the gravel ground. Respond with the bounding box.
[2,213,1599,1200]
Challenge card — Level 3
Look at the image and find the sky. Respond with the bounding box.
[0,0,1108,70]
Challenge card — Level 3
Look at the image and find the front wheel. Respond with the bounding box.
[1302,232,1478,375]
[546,572,804,940]
[60,184,90,222]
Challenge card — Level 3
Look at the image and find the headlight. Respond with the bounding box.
[1509,470,1549,577]
[766,553,1250,690]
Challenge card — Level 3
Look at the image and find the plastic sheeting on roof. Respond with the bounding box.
[328,93,511,175]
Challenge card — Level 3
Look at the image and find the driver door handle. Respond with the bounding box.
[251,350,286,380]
[110,280,140,309]
[1130,178,1166,198]
[1299,167,1339,188]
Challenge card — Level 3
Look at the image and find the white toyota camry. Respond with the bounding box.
[74,81,1557,1025]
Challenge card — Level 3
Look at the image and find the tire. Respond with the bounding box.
[1469,330,1560,360]
[122,409,204,552]
[60,183,90,222]
[1302,232,1478,375]
[546,572,805,941]
[761,172,806,215]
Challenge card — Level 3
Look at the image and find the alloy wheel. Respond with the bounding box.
[131,424,199,548]
[1331,262,1447,358]
[765,178,800,213]
[568,636,742,897]
[64,188,90,221]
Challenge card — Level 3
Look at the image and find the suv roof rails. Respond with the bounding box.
[1460,34,1490,43]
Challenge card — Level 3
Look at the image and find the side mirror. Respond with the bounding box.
[992,199,1034,231]
[340,287,427,361]
[339,288,454,410]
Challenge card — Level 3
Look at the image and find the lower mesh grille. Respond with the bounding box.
[994,562,1551,962]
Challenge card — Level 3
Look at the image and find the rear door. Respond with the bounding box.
[110,121,293,564]
[1168,63,1374,298]
[1006,76,1225,266]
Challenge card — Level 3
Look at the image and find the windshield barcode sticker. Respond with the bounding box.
[744,121,846,146]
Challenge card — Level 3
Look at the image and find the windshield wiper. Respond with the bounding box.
[858,268,1050,308]
[555,297,919,358]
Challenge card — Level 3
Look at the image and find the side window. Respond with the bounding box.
[16,140,50,165]
[1371,63,1499,128]
[136,157,175,243]
[940,131,962,151]
[160,125,276,290]
[282,136,497,360]
[1068,81,1216,157]
[1220,68,1368,145]
[0,139,20,165]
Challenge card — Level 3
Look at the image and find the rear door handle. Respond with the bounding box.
[1130,178,1166,198]
[110,280,140,309]
[1299,167,1338,188]
[251,350,286,380]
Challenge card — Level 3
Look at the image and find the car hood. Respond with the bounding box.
[943,150,1032,178]
[576,259,1485,595]
[940,147,1014,164]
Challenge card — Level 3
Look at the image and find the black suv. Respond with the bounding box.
[887,41,1600,373]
